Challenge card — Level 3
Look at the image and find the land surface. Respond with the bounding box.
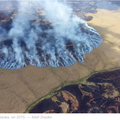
[29,69,120,113]
[0,2,120,113]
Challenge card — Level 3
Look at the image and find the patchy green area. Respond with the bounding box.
[26,67,120,113]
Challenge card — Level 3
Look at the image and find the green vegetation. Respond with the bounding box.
[25,67,120,113]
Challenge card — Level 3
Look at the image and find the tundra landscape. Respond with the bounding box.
[0,0,120,113]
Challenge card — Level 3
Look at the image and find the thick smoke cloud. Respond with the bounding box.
[0,0,103,69]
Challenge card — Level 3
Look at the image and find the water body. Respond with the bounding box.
[96,1,120,10]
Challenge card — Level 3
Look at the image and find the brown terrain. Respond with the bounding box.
[0,3,120,112]
[29,69,120,113]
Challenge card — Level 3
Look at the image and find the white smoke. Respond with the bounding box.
[0,0,103,69]
[0,26,7,41]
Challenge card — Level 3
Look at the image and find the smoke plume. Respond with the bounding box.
[0,0,103,69]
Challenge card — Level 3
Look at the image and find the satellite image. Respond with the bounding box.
[0,0,120,113]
